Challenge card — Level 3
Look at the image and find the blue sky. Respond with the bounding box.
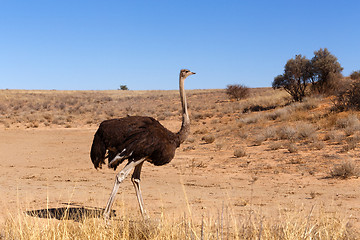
[0,1,359,90]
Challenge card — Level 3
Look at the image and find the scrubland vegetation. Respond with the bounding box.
[1,84,360,238]
[1,48,360,238]
[0,89,220,129]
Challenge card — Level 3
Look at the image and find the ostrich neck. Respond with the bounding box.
[177,75,190,144]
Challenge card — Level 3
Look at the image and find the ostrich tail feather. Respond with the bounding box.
[90,131,106,169]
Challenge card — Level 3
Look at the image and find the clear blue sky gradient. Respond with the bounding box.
[0,1,359,90]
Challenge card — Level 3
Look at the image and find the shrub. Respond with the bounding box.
[330,160,360,179]
[264,126,277,139]
[119,85,129,90]
[201,134,215,144]
[238,114,262,124]
[292,97,320,111]
[278,126,297,140]
[287,143,298,153]
[234,147,246,158]
[215,142,224,150]
[342,137,359,152]
[268,142,282,150]
[186,137,195,143]
[312,141,325,150]
[238,131,248,139]
[332,80,360,111]
[266,108,291,121]
[336,115,360,129]
[226,84,249,101]
[296,122,317,140]
[324,130,344,144]
[350,70,360,80]
[344,125,360,136]
[253,134,266,146]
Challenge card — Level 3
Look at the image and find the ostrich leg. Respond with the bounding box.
[103,158,146,221]
[131,161,149,219]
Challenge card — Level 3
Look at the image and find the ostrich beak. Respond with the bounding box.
[192,72,196,75]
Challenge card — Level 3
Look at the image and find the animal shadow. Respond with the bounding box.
[25,205,116,222]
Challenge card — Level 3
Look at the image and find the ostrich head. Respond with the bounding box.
[180,69,196,79]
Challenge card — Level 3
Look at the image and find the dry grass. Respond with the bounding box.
[0,89,223,129]
[312,141,325,150]
[1,205,357,240]
[278,126,297,141]
[286,143,299,153]
[296,122,317,140]
[268,141,283,150]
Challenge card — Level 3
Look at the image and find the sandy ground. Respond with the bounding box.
[0,125,359,228]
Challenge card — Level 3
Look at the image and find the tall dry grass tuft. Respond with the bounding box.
[1,205,357,240]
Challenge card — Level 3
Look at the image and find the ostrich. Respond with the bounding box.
[90,69,196,220]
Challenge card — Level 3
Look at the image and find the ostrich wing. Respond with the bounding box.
[97,116,179,169]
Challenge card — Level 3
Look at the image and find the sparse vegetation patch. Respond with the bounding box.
[226,84,249,101]
[234,147,246,158]
[330,160,360,179]
[201,134,215,144]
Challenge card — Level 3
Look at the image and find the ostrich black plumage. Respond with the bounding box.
[90,69,196,220]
